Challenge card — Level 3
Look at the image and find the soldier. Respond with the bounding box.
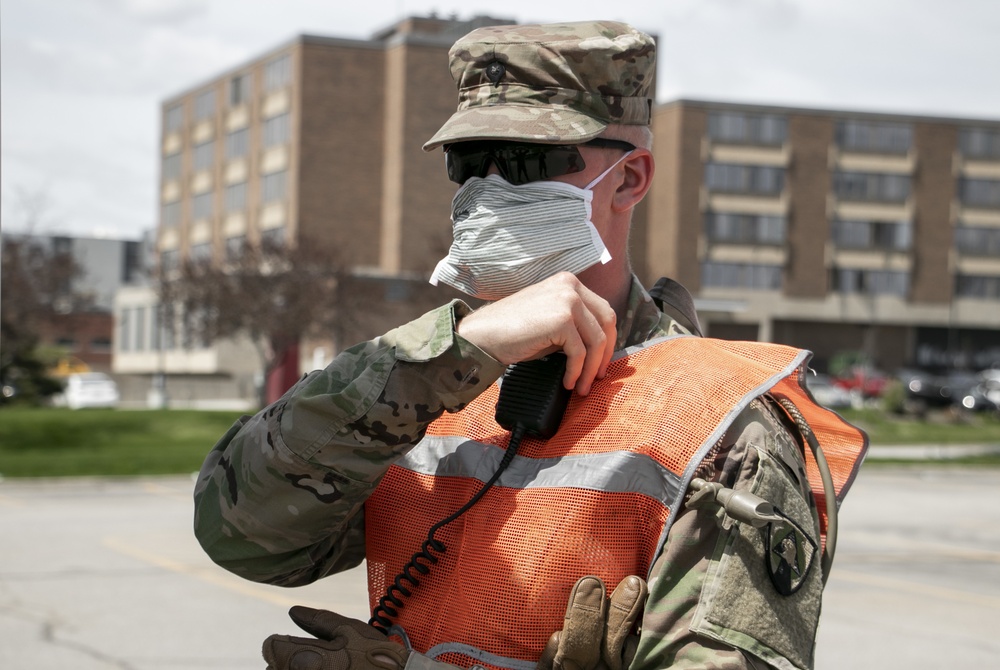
[193,20,866,670]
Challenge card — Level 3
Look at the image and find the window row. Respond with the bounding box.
[118,304,212,352]
[958,128,1000,160]
[703,213,914,251]
[163,54,292,133]
[704,212,785,245]
[832,171,910,203]
[704,163,784,195]
[160,170,286,225]
[836,120,912,155]
[955,225,1000,257]
[959,178,1000,208]
[832,219,912,251]
[701,262,783,290]
[833,268,909,297]
[705,115,998,161]
[707,112,787,146]
[163,115,290,180]
[698,261,998,300]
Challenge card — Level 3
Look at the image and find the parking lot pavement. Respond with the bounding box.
[1,466,998,669]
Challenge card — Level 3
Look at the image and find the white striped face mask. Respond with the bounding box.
[429,152,631,301]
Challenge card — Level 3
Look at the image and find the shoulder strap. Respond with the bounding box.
[649,277,704,337]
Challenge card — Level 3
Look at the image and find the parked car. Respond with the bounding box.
[959,369,1000,413]
[805,373,853,409]
[54,372,120,410]
[832,366,890,400]
[896,368,958,409]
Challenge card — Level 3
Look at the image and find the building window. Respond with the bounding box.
[194,88,216,121]
[56,337,78,351]
[958,128,1000,160]
[119,309,131,353]
[192,192,214,221]
[225,181,247,212]
[265,54,292,91]
[836,120,912,154]
[959,178,1000,208]
[955,225,1000,256]
[162,152,182,181]
[160,250,179,273]
[90,337,112,353]
[832,219,912,251]
[833,268,909,297]
[225,128,249,159]
[164,103,184,133]
[134,306,146,351]
[193,139,215,171]
[701,262,783,290]
[704,163,784,196]
[263,112,291,147]
[704,212,785,245]
[229,72,252,106]
[261,170,287,202]
[833,171,910,203]
[261,227,286,247]
[161,200,181,227]
[707,112,787,146]
[226,235,246,261]
[955,274,1000,299]
[190,242,213,263]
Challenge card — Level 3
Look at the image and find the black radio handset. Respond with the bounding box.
[495,352,572,439]
[369,352,571,632]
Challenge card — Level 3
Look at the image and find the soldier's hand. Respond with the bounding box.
[456,272,617,396]
[262,606,410,670]
[537,575,648,670]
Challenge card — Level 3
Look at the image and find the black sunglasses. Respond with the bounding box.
[444,138,636,186]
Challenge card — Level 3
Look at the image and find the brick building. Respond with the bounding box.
[647,100,1000,372]
[115,15,1000,407]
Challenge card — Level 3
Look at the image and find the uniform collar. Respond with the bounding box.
[615,275,690,350]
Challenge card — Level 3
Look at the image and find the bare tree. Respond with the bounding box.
[158,236,367,408]
[1,190,84,404]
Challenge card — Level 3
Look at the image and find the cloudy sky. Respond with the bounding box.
[2,0,997,239]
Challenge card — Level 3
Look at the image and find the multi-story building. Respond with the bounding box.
[646,100,1000,373]
[114,15,510,407]
[116,15,1000,407]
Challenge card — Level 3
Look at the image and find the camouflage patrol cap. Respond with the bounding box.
[423,20,656,151]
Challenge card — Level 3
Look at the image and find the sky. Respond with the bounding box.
[2,0,998,240]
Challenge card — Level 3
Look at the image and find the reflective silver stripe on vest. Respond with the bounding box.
[396,435,681,504]
[655,343,813,562]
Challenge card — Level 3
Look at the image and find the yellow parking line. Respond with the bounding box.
[102,536,329,609]
[833,569,1000,609]
[0,493,25,508]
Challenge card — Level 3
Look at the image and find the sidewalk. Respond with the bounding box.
[866,442,1000,460]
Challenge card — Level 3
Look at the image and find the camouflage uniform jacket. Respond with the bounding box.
[194,275,823,670]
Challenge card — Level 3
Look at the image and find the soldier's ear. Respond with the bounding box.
[612,149,654,214]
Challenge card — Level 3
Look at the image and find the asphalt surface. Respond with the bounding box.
[1,465,998,669]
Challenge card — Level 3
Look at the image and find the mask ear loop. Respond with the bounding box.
[585,150,634,190]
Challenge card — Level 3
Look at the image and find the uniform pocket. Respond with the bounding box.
[690,447,822,670]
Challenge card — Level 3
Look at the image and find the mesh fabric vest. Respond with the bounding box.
[365,336,866,669]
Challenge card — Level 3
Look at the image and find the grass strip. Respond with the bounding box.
[0,408,243,477]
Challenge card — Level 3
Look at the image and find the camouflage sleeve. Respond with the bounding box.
[632,396,822,670]
[192,300,507,586]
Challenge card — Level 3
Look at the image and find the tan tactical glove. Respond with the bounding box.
[537,575,648,670]
[262,606,420,670]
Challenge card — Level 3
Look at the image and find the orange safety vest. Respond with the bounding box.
[365,336,866,669]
